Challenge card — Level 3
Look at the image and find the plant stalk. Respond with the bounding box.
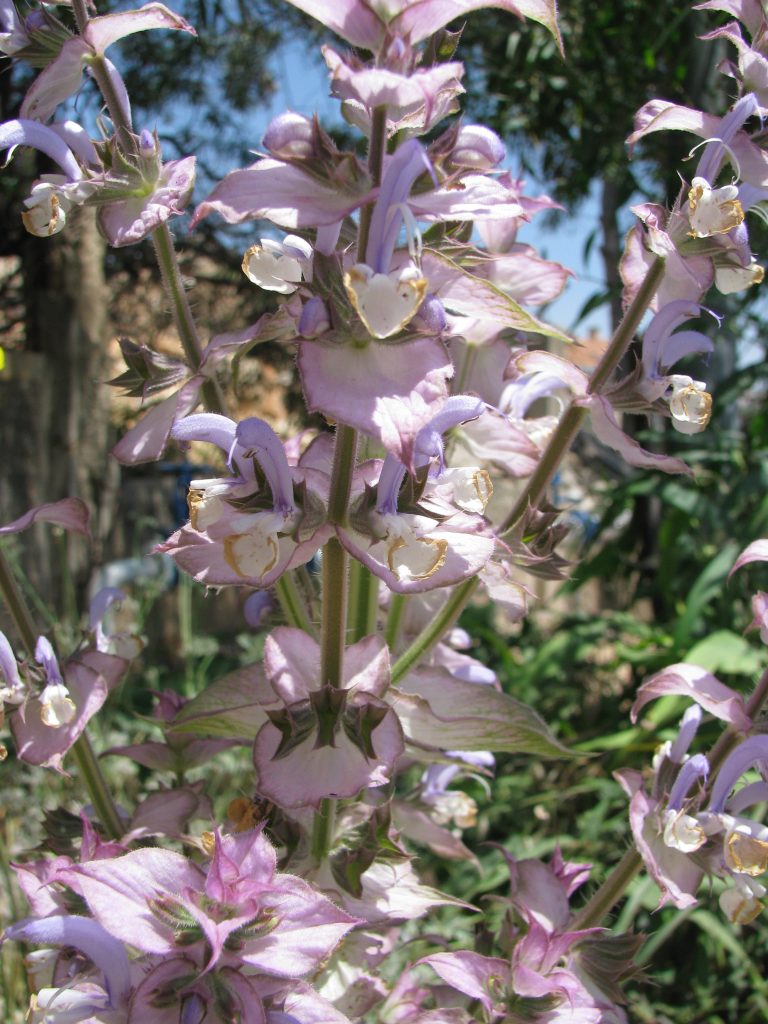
[275,572,315,635]
[571,847,642,930]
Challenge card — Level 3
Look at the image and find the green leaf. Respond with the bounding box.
[684,630,765,676]
[170,663,277,739]
[391,668,574,757]
[673,542,740,648]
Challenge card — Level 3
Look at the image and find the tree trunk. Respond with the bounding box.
[0,207,117,609]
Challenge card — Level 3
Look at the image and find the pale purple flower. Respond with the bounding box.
[4,915,132,1020]
[505,349,693,475]
[298,333,452,466]
[337,397,497,592]
[281,0,561,53]
[10,648,128,770]
[19,2,195,124]
[631,662,752,732]
[157,414,332,588]
[0,496,90,538]
[71,828,358,973]
[263,111,314,158]
[0,116,197,246]
[0,630,25,706]
[324,45,464,137]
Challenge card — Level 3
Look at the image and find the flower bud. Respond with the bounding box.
[24,10,46,32]
[139,128,156,155]
[298,296,330,338]
[452,124,506,169]
[262,112,314,159]
[244,591,273,628]
[412,293,447,333]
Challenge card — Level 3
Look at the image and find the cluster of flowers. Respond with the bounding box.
[620,538,768,927]
[0,0,767,1019]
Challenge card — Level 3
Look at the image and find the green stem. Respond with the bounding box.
[391,578,477,685]
[571,847,643,930]
[348,560,379,643]
[501,255,667,536]
[311,101,389,861]
[151,225,226,414]
[320,423,358,687]
[587,256,666,396]
[0,547,38,654]
[70,733,125,840]
[326,425,358,527]
[0,548,124,839]
[310,797,336,864]
[357,105,388,262]
[384,593,407,652]
[500,405,587,535]
[275,572,315,635]
[320,538,349,687]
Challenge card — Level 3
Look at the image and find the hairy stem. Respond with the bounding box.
[571,847,643,930]
[348,560,379,643]
[310,797,336,865]
[357,105,388,262]
[151,224,226,414]
[275,572,315,636]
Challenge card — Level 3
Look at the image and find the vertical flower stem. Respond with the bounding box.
[320,536,350,689]
[347,560,379,643]
[69,733,125,841]
[310,797,336,864]
[311,104,388,862]
[385,593,407,652]
[312,424,357,863]
[320,423,358,687]
[0,548,38,655]
[0,548,123,839]
[357,106,388,262]
[151,224,227,415]
[275,572,315,635]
